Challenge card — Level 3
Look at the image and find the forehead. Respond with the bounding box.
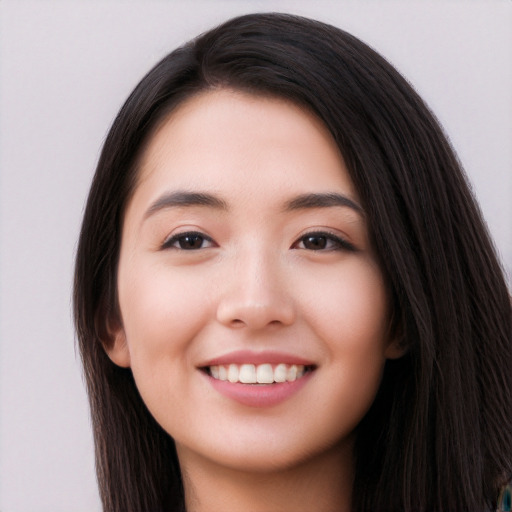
[130,88,358,213]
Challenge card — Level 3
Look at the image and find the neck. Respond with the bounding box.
[177,442,354,512]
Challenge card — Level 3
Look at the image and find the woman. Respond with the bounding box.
[74,13,511,512]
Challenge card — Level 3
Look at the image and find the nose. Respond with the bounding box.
[216,248,296,330]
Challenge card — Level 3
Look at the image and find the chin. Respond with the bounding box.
[175,424,353,476]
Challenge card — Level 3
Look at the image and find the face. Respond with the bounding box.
[109,89,401,473]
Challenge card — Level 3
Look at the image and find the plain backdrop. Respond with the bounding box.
[0,1,511,510]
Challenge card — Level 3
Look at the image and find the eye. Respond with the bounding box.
[162,231,216,250]
[293,231,355,252]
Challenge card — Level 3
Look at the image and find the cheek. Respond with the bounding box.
[300,260,390,421]
[116,262,217,430]
[302,258,390,346]
[117,261,212,370]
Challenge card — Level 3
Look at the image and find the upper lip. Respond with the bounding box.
[198,350,315,367]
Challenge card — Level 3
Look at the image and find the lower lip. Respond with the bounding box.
[203,371,313,408]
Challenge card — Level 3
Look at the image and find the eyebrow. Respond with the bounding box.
[284,193,364,216]
[144,191,228,219]
[144,190,364,220]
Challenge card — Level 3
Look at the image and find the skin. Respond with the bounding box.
[107,89,403,512]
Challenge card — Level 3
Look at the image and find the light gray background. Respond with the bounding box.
[1,1,510,510]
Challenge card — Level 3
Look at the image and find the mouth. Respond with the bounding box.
[198,351,317,407]
[201,363,315,384]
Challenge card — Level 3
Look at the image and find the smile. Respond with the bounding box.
[207,363,310,384]
[199,351,316,407]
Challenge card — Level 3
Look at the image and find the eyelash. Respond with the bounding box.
[292,231,356,252]
[161,230,356,252]
[162,231,216,250]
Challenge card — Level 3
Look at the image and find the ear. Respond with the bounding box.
[384,309,407,360]
[384,337,408,360]
[103,319,131,368]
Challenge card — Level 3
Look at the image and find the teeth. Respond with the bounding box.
[256,364,273,384]
[239,364,257,383]
[208,363,307,384]
[218,366,228,381]
[274,363,287,383]
[228,364,239,383]
[287,365,297,381]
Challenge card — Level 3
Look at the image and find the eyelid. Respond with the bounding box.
[292,230,357,252]
[160,228,355,251]
[161,230,216,250]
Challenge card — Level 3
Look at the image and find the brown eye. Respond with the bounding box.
[178,234,205,250]
[303,235,328,250]
[162,231,215,250]
[293,231,356,252]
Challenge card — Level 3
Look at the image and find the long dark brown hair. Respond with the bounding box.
[74,13,512,512]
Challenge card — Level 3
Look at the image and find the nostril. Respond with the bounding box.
[217,298,296,330]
